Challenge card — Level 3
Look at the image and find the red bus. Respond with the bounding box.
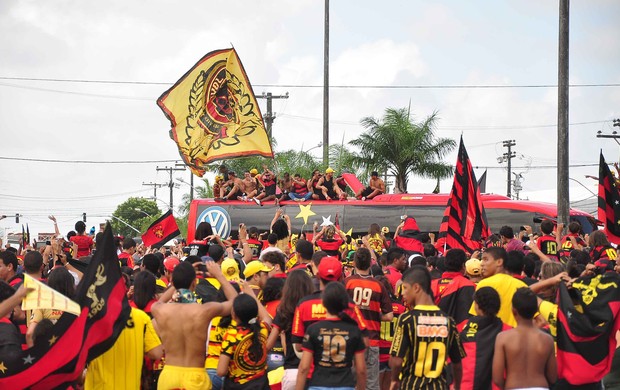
[187,193,598,240]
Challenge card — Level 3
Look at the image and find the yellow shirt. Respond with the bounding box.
[538,300,558,337]
[85,307,161,390]
[469,273,527,327]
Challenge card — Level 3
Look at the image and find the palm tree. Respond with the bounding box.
[177,177,213,215]
[350,107,456,193]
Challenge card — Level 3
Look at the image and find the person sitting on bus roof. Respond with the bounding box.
[316,167,346,201]
[239,171,259,201]
[289,173,313,202]
[356,171,386,201]
[308,169,323,200]
[216,171,245,202]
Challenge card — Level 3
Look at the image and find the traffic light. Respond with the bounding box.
[82,213,87,222]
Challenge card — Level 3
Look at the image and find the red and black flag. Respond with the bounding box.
[436,136,491,253]
[141,209,180,248]
[0,223,131,389]
[598,151,620,244]
[556,273,620,385]
[21,224,30,249]
[477,169,487,194]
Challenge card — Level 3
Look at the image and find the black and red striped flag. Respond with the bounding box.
[597,151,620,244]
[556,273,620,385]
[141,209,180,248]
[0,223,130,388]
[436,136,491,253]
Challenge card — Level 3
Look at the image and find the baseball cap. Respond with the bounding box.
[163,257,180,272]
[250,168,259,175]
[325,167,335,174]
[317,256,342,281]
[465,258,481,276]
[243,261,273,279]
[221,258,241,282]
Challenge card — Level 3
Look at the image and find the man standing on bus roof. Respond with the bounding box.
[356,171,386,201]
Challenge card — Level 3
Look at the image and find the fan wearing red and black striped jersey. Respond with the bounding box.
[344,248,394,390]
[389,266,465,390]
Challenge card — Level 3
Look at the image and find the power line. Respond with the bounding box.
[0,156,179,164]
[1,76,619,89]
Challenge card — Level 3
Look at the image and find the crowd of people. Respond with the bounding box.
[0,209,619,390]
[213,165,386,205]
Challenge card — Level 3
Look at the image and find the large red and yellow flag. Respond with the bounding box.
[157,48,273,176]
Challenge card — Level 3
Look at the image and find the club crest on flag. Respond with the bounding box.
[153,225,165,239]
[157,48,273,176]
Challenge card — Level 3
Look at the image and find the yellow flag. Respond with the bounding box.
[157,48,273,176]
[21,274,81,316]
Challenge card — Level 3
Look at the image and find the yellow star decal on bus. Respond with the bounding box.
[295,203,316,225]
[0,361,6,374]
[49,335,58,346]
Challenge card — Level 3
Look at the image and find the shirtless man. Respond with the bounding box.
[492,287,556,390]
[152,261,238,389]
[217,171,245,201]
[356,171,385,200]
[239,170,258,200]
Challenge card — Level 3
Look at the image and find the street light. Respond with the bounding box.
[109,215,141,234]
[302,142,323,154]
[135,208,151,218]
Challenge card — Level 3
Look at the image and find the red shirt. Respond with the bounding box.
[70,234,93,258]
[383,265,402,291]
[118,252,134,268]
[344,274,393,343]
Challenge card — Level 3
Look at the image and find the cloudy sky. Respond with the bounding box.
[1,0,619,238]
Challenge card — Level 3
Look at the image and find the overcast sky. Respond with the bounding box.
[1,0,619,238]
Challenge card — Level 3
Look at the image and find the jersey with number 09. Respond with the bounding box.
[345,274,393,343]
[390,305,465,390]
[302,318,366,388]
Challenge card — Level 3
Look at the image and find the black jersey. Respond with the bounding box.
[302,318,365,388]
[390,305,465,390]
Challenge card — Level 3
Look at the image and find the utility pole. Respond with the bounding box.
[156,166,185,211]
[323,0,330,166]
[142,182,166,201]
[557,0,570,225]
[257,92,289,141]
[502,140,516,198]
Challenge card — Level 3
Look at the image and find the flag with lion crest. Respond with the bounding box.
[157,48,273,176]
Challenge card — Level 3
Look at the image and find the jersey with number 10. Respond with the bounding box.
[390,305,465,390]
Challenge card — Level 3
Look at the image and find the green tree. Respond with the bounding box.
[350,107,456,193]
[111,197,161,238]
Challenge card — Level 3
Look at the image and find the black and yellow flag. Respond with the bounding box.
[157,48,273,176]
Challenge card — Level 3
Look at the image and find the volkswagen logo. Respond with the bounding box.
[197,206,231,239]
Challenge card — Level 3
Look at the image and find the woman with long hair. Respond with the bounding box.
[217,294,270,389]
[296,282,366,390]
[271,209,292,255]
[130,271,158,316]
[366,223,387,256]
[266,270,314,390]
[26,267,76,346]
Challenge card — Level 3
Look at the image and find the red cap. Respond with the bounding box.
[163,257,180,272]
[317,256,343,281]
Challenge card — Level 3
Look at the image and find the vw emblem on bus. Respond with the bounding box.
[197,206,231,239]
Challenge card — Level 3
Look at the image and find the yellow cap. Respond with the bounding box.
[250,168,259,175]
[465,258,482,276]
[325,167,335,174]
[243,260,273,278]
[221,258,240,282]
